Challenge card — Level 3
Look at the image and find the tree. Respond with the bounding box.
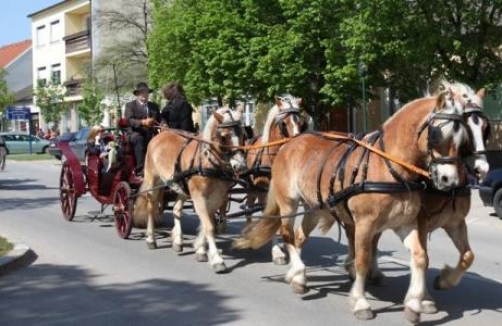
[94,0,153,91]
[0,69,14,115]
[78,77,105,126]
[34,81,68,127]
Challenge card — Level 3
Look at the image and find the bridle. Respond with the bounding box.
[273,99,306,138]
[463,105,491,156]
[417,108,465,185]
[215,110,245,161]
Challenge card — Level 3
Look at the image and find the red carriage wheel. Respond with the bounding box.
[113,181,133,239]
[59,162,78,221]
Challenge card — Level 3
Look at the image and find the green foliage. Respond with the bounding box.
[0,69,14,114]
[34,81,68,126]
[148,0,502,121]
[78,78,104,126]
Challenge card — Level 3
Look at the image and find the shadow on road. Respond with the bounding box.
[0,263,240,326]
[0,178,58,191]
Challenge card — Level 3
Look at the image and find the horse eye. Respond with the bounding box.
[463,94,468,98]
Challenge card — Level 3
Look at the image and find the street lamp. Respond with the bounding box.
[358,61,368,132]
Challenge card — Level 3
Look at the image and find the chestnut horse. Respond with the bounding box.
[235,90,469,322]
[244,96,307,264]
[133,108,247,273]
[341,82,490,314]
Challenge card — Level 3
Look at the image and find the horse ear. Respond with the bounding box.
[274,97,283,109]
[212,111,224,123]
[296,98,303,106]
[235,103,245,113]
[436,90,448,109]
[477,88,486,99]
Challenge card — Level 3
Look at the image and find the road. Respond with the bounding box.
[1,160,502,326]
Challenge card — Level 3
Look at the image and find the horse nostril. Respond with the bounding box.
[441,175,449,184]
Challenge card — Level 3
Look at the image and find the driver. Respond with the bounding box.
[124,82,160,177]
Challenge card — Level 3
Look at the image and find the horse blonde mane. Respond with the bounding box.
[383,92,468,149]
[202,107,243,141]
[261,104,281,143]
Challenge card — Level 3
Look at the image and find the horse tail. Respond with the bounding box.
[133,181,150,228]
[233,182,281,249]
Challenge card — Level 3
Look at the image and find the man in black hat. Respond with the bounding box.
[124,82,160,176]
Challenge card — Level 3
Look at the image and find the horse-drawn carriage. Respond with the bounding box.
[57,85,491,323]
[58,119,177,239]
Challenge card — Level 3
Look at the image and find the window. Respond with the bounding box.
[37,67,47,86]
[51,64,61,84]
[36,25,47,47]
[50,20,61,43]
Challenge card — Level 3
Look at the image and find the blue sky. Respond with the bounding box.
[1,0,61,46]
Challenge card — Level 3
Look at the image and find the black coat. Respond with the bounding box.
[124,100,161,135]
[161,99,195,132]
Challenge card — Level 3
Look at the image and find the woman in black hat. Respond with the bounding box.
[161,82,196,132]
[124,82,160,176]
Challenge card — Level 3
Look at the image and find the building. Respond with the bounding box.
[0,39,35,133]
[28,0,91,132]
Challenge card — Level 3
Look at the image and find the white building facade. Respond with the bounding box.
[29,0,91,133]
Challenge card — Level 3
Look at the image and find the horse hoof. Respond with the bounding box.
[421,301,438,314]
[354,308,375,320]
[146,241,157,250]
[212,262,228,274]
[195,252,208,262]
[273,256,288,265]
[404,306,421,325]
[172,243,183,253]
[291,281,308,294]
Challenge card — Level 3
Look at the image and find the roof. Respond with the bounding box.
[14,85,34,102]
[0,40,32,68]
[27,0,72,18]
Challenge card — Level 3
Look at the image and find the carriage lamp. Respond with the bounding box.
[358,61,368,132]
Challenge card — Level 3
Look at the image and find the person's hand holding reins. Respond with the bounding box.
[142,117,157,127]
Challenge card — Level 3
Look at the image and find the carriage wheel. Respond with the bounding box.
[59,162,78,221]
[113,181,133,239]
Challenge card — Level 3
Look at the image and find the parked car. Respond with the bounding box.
[479,168,502,218]
[60,127,90,163]
[47,132,77,160]
[0,132,50,154]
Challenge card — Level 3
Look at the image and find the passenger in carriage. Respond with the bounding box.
[124,82,161,177]
[160,82,196,133]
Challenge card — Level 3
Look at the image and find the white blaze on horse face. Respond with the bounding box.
[467,115,489,180]
[290,115,300,136]
[229,130,247,173]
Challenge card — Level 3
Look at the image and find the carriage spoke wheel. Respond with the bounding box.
[59,162,78,221]
[113,181,133,239]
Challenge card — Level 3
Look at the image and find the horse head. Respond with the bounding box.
[442,81,490,181]
[205,107,247,174]
[262,96,306,142]
[420,88,469,190]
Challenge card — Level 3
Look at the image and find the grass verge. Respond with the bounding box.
[8,153,54,161]
[0,235,13,257]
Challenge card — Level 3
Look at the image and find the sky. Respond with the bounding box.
[1,0,61,46]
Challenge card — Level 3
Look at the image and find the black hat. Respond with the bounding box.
[133,82,154,95]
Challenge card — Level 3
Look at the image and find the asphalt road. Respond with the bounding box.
[1,160,502,326]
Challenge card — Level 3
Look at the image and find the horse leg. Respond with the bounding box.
[193,198,227,273]
[171,196,185,253]
[344,224,356,280]
[146,192,157,250]
[244,192,256,227]
[368,232,386,286]
[294,207,322,259]
[434,221,474,290]
[267,193,287,265]
[193,226,209,262]
[396,225,428,324]
[350,223,375,320]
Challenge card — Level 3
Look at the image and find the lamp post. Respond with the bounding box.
[358,61,368,132]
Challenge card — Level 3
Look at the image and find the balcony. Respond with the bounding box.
[64,78,84,98]
[64,30,91,55]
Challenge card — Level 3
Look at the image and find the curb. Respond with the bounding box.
[0,243,36,277]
